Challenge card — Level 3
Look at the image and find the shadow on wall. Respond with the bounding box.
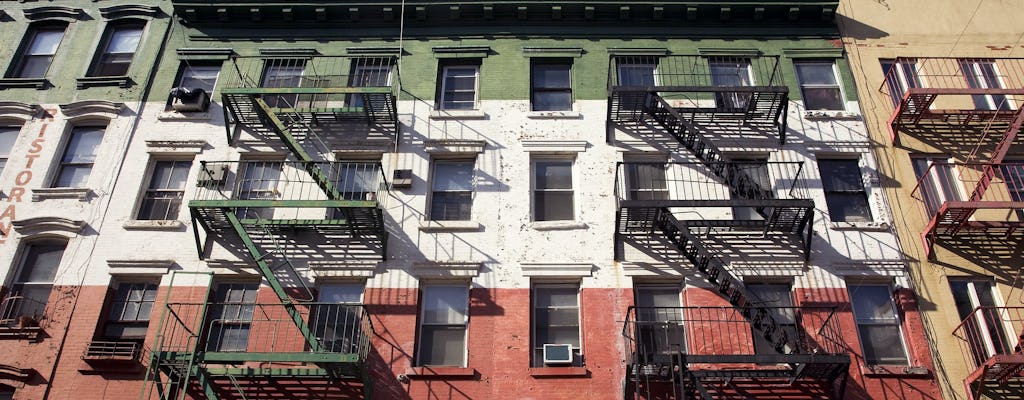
[835,14,890,41]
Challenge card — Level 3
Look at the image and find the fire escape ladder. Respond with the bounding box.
[658,212,792,355]
[361,91,399,136]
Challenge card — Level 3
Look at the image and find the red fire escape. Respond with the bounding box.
[883,57,1024,258]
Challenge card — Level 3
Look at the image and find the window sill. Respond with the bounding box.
[0,78,49,90]
[530,221,588,231]
[419,220,483,232]
[32,187,91,202]
[0,325,44,341]
[803,110,861,121]
[157,110,213,121]
[123,220,186,231]
[829,221,889,231]
[429,109,488,120]
[527,110,581,119]
[861,364,930,378]
[405,366,478,380]
[528,367,589,378]
[76,76,133,89]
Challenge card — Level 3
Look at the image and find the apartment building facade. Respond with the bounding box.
[0,0,943,399]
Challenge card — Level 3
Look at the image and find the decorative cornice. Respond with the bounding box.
[310,260,378,279]
[698,48,763,57]
[259,48,319,57]
[424,139,486,155]
[346,47,403,56]
[607,48,669,56]
[31,188,91,202]
[176,48,234,60]
[0,364,32,382]
[0,102,41,121]
[76,76,133,89]
[59,100,124,118]
[204,259,259,275]
[107,259,174,275]
[0,78,49,91]
[12,217,86,236]
[521,47,584,58]
[412,261,482,278]
[99,5,161,20]
[521,140,589,153]
[432,46,491,58]
[145,139,208,154]
[520,262,593,277]
[23,6,86,21]
[783,47,844,58]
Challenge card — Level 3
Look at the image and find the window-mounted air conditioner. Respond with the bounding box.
[170,87,210,112]
[198,165,227,187]
[542,343,573,365]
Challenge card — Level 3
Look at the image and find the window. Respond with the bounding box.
[532,159,574,221]
[818,158,872,222]
[172,62,220,96]
[2,241,65,326]
[417,284,469,366]
[53,125,105,188]
[11,23,66,78]
[709,58,753,110]
[312,283,364,353]
[950,279,1008,365]
[961,59,1010,111]
[103,282,157,340]
[880,59,920,108]
[848,283,908,365]
[138,160,191,220]
[261,59,306,108]
[624,162,669,201]
[0,126,19,175]
[533,284,580,367]
[332,159,380,202]
[632,285,683,365]
[747,283,797,355]
[728,157,770,220]
[439,64,479,110]
[347,58,392,109]
[531,60,572,111]
[430,160,474,221]
[794,61,844,111]
[616,58,658,114]
[236,160,282,220]
[206,282,258,352]
[90,22,145,76]
[911,155,961,216]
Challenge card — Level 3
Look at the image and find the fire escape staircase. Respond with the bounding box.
[618,91,843,398]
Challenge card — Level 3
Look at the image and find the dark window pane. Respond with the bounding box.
[534,192,573,221]
[801,87,844,110]
[419,326,466,366]
[824,192,872,222]
[532,92,572,111]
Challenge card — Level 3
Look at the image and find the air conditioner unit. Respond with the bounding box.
[170,87,210,112]
[198,165,227,187]
[542,344,573,365]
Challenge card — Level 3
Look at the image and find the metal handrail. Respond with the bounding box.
[615,161,809,203]
[608,54,785,90]
[194,160,390,209]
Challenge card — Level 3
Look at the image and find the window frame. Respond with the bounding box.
[530,59,573,112]
[429,158,475,221]
[632,284,684,364]
[3,240,66,326]
[438,63,480,111]
[708,57,754,110]
[102,280,158,341]
[531,283,582,367]
[623,160,669,201]
[746,283,798,355]
[531,157,575,222]
[206,282,259,352]
[817,157,873,223]
[949,278,1011,362]
[312,282,364,353]
[880,59,921,109]
[416,283,470,367]
[137,159,192,221]
[52,125,106,188]
[910,155,963,216]
[236,158,284,220]
[960,59,1011,111]
[260,59,307,108]
[10,22,68,79]
[89,20,146,77]
[166,61,222,108]
[793,60,845,111]
[347,58,393,108]
[0,125,21,176]
[848,283,910,366]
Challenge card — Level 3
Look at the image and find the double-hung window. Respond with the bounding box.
[261,59,306,108]
[961,59,1010,111]
[206,283,258,352]
[632,285,684,364]
[794,61,844,111]
[818,158,872,222]
[911,155,961,216]
[747,283,798,355]
[709,58,753,110]
[103,282,157,341]
[3,241,65,326]
[12,23,66,79]
[236,160,282,220]
[430,160,474,221]
[950,279,1009,367]
[348,58,392,109]
[531,60,572,111]
[880,59,921,108]
[532,159,574,221]
[417,284,469,366]
[53,126,105,188]
[615,57,658,115]
[91,22,145,77]
[624,162,669,201]
[532,284,581,367]
[0,126,19,175]
[848,283,909,365]
[138,160,191,220]
[439,64,480,110]
[312,283,364,353]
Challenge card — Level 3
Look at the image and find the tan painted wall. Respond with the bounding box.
[839,1,1024,399]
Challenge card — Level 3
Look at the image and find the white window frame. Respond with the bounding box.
[616,61,659,87]
[530,60,573,111]
[794,60,845,111]
[348,61,393,108]
[532,283,582,367]
[0,126,20,176]
[91,21,145,77]
[961,59,1012,111]
[439,65,480,110]
[52,125,106,188]
[708,58,754,110]
[817,157,873,223]
[911,155,965,216]
[416,283,469,367]
[13,23,66,79]
[848,283,910,366]
[880,59,922,108]
[949,279,1014,360]
[531,157,576,222]
[4,240,66,325]
[175,63,221,94]
[429,158,475,221]
[137,159,191,221]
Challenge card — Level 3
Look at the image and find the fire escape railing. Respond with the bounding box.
[952,306,1024,400]
[911,162,1024,257]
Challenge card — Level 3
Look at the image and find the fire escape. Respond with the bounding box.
[883,57,1024,259]
[143,55,396,400]
[609,54,850,399]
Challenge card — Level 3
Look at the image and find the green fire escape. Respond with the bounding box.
[143,54,397,400]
